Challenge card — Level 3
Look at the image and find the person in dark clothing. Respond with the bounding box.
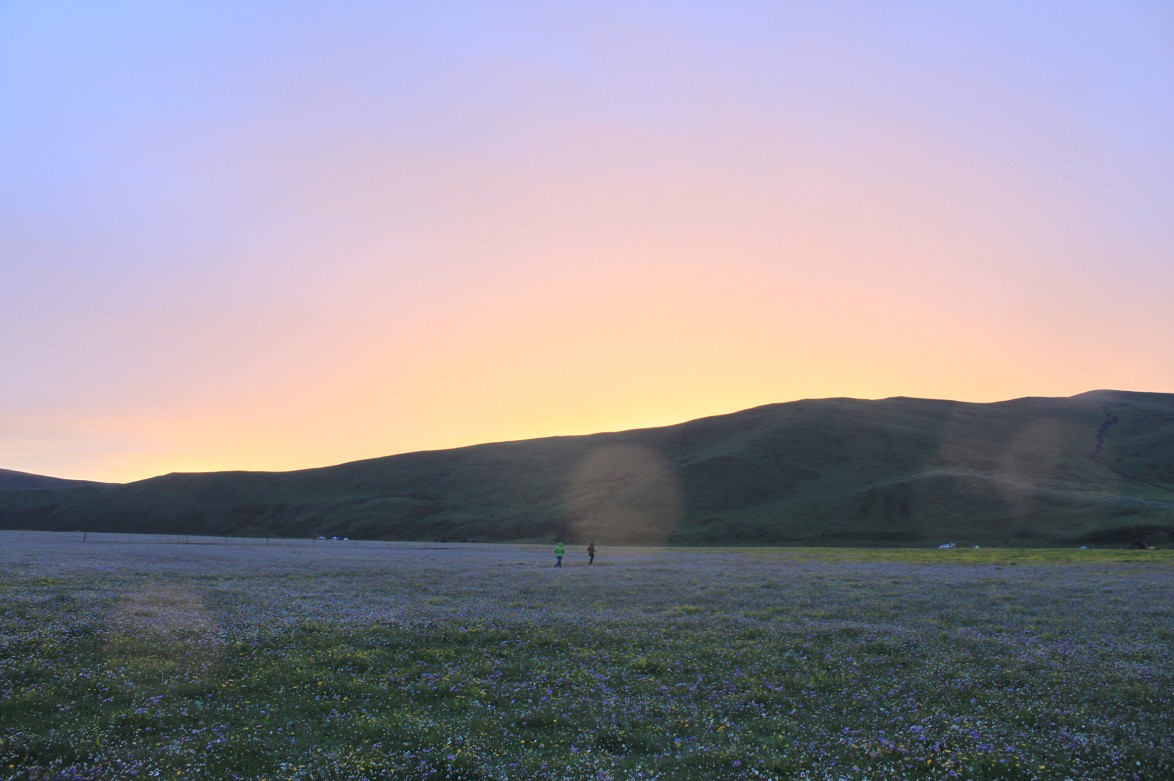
[587,541,596,565]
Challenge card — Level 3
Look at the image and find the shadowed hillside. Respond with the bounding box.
[2,392,1173,546]
[0,469,107,491]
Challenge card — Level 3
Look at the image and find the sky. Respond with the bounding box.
[2,1,1173,484]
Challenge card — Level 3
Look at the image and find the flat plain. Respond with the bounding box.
[1,535,1171,780]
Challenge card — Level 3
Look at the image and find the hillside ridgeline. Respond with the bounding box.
[2,391,1172,546]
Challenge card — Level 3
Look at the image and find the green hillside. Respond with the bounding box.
[3,391,1173,546]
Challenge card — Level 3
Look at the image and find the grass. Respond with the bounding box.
[1,536,1171,780]
[737,546,1174,565]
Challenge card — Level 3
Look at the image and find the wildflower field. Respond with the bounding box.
[1,535,1171,780]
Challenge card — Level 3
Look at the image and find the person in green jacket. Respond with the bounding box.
[554,541,565,567]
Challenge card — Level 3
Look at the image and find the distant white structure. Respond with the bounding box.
[938,543,956,549]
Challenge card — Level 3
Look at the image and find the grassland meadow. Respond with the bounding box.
[1,533,1170,780]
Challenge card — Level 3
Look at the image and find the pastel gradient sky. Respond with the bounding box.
[3,2,1173,483]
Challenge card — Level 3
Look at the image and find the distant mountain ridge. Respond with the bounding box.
[0,469,107,491]
[2,391,1173,546]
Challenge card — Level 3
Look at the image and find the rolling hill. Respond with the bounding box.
[0,468,107,491]
[2,391,1173,546]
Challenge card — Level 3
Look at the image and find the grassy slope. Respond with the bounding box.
[0,469,106,491]
[2,391,1173,545]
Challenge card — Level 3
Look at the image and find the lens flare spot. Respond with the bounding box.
[566,444,683,545]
